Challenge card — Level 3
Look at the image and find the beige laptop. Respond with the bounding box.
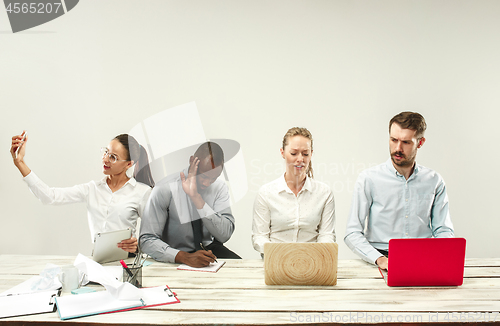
[264,242,338,286]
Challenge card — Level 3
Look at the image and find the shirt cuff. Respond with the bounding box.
[317,234,336,243]
[252,237,268,254]
[197,203,216,219]
[165,247,180,263]
[23,171,37,186]
[367,249,385,265]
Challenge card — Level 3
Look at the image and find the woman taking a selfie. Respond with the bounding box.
[10,131,154,253]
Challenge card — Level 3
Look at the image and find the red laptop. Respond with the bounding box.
[379,238,466,287]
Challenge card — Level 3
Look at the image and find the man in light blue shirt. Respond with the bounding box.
[344,112,454,270]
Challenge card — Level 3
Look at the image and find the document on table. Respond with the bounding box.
[0,290,59,319]
[55,285,180,320]
[177,260,226,272]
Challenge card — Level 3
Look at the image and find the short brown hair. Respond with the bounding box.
[282,127,314,178]
[389,112,427,138]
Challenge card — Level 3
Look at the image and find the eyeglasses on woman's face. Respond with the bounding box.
[101,147,128,164]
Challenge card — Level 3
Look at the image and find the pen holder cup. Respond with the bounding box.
[123,264,143,288]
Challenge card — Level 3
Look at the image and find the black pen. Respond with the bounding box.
[200,242,218,263]
[121,259,141,287]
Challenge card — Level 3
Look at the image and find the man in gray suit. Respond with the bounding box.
[140,142,240,267]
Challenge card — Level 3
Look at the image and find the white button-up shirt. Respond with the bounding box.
[252,175,336,254]
[23,172,152,241]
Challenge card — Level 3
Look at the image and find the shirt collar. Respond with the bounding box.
[97,176,136,187]
[385,158,398,176]
[385,158,420,178]
[302,176,313,192]
[277,174,312,194]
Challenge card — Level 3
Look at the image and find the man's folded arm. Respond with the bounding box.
[139,186,179,263]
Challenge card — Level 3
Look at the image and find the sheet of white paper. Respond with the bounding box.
[101,266,123,282]
[177,261,225,273]
[73,254,140,300]
[0,264,62,297]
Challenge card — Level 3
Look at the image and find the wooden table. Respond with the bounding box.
[1,255,500,325]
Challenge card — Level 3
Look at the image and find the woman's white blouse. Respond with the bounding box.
[252,175,336,254]
[23,171,152,241]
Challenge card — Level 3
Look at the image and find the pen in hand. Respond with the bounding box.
[200,243,218,263]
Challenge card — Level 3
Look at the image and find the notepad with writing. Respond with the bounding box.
[177,260,226,273]
[55,285,179,320]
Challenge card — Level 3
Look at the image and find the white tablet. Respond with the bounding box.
[92,229,132,264]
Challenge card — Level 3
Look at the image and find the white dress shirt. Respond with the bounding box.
[252,175,336,254]
[23,171,152,241]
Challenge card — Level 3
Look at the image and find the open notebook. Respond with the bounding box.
[379,238,466,287]
[177,261,226,273]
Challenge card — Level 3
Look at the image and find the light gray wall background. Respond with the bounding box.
[1,0,499,259]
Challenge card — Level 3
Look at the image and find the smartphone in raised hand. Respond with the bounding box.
[16,131,27,155]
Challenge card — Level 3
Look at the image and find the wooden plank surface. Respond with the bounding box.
[136,288,500,312]
[2,255,499,272]
[4,275,500,294]
[2,255,500,325]
[6,310,500,325]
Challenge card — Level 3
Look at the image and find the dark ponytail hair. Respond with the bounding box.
[114,134,155,187]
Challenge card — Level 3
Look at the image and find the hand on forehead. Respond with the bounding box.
[197,156,223,177]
